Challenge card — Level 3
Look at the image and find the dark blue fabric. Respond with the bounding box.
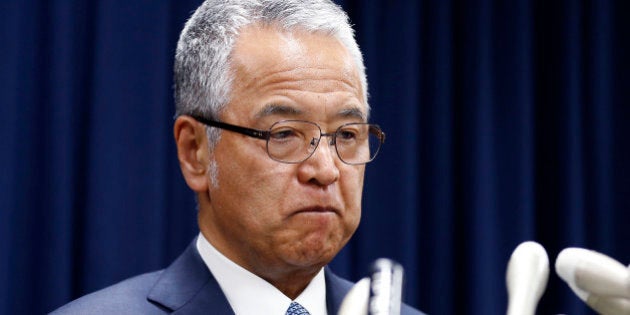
[1,0,628,314]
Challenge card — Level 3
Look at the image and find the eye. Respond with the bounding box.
[270,129,297,140]
[268,127,305,144]
[336,125,364,144]
[338,129,358,140]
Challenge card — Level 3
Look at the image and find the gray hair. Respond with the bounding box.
[173,0,368,147]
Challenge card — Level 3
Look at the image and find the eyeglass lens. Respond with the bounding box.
[266,121,382,164]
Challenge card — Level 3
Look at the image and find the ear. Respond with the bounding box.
[174,116,210,192]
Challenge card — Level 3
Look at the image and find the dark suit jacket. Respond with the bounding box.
[51,240,424,314]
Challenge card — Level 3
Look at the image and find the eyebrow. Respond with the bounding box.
[254,104,303,119]
[254,104,367,121]
[337,107,367,121]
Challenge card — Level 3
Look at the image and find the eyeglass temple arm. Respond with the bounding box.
[369,125,386,143]
[188,114,269,140]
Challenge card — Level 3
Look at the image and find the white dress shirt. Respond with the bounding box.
[196,233,328,315]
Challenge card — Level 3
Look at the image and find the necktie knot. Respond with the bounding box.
[286,301,311,315]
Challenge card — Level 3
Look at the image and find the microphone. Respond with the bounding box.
[368,258,404,315]
[506,241,550,315]
[555,248,630,314]
[338,258,404,315]
[338,277,370,315]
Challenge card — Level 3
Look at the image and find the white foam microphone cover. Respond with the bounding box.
[556,248,630,314]
[338,277,370,315]
[584,294,630,315]
[555,248,630,300]
[506,241,550,315]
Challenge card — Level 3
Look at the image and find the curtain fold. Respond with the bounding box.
[1,0,628,314]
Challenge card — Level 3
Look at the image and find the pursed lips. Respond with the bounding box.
[292,206,340,216]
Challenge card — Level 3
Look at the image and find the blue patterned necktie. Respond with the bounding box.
[286,301,311,315]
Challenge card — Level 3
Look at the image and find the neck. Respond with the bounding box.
[263,268,321,299]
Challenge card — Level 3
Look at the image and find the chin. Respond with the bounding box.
[287,252,334,270]
[288,235,347,268]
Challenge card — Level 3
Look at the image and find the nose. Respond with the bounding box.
[297,137,340,186]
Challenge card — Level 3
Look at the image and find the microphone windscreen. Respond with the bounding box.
[338,277,370,315]
[506,241,550,315]
[555,248,630,300]
[585,294,630,315]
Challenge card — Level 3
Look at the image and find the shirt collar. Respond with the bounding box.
[196,233,328,315]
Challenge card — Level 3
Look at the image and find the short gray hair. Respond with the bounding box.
[173,0,367,146]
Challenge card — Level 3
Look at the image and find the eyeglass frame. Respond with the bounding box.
[188,114,386,165]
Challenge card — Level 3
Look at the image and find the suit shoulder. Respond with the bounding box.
[402,303,427,315]
[50,270,165,314]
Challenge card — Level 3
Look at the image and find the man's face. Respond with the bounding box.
[198,25,366,278]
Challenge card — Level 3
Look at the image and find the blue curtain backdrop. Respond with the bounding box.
[1,0,628,314]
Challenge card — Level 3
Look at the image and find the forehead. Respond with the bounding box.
[227,24,366,115]
[232,25,354,68]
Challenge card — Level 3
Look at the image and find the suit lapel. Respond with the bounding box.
[147,239,354,315]
[325,267,354,314]
[146,239,234,315]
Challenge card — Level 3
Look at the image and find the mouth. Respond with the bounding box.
[293,206,339,216]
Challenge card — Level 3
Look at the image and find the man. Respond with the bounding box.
[52,0,424,314]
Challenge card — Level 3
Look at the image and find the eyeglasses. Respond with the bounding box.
[189,115,385,165]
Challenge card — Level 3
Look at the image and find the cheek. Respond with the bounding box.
[340,167,364,232]
[208,165,293,245]
[213,152,294,215]
[341,166,365,206]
